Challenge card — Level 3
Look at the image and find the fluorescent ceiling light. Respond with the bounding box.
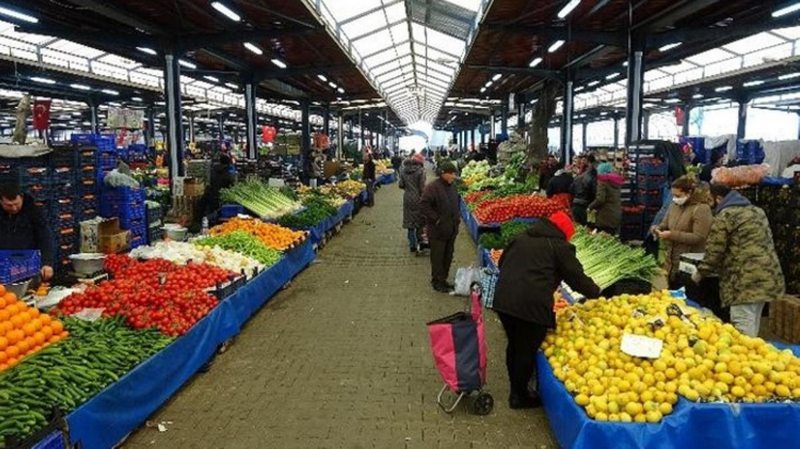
[692,94,704,99]
[606,72,620,80]
[328,82,338,89]
[779,73,800,80]
[557,0,581,19]
[271,58,287,69]
[492,73,502,81]
[31,77,56,85]
[480,87,486,93]
[715,86,733,92]
[485,80,493,88]
[0,6,38,23]
[529,57,543,68]
[243,42,263,55]
[337,87,345,94]
[587,80,600,87]
[658,42,683,52]
[317,74,327,82]
[210,1,241,22]
[137,47,157,56]
[102,89,119,96]
[773,2,800,17]
[203,75,219,83]
[131,97,143,102]
[743,80,765,87]
[70,84,91,91]
[178,59,197,69]
[575,86,585,92]
[622,61,629,67]
[225,82,238,89]
[664,98,681,104]
[548,40,565,53]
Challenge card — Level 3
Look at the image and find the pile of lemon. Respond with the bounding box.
[542,291,800,423]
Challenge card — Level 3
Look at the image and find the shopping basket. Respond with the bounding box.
[426,283,494,415]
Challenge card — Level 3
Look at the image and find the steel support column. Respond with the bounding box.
[323,104,330,135]
[358,110,364,149]
[88,99,99,134]
[625,38,645,146]
[560,72,575,165]
[613,115,619,149]
[188,112,195,143]
[217,114,225,141]
[501,104,508,136]
[642,111,650,140]
[337,110,344,159]
[470,127,475,150]
[582,122,588,153]
[244,82,258,159]
[301,100,311,182]
[164,53,184,180]
[517,100,525,131]
[145,105,155,147]
[681,104,692,137]
[490,111,496,139]
[737,100,748,141]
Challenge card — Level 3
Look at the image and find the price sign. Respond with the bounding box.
[621,333,663,359]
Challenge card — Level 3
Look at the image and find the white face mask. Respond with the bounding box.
[673,196,689,206]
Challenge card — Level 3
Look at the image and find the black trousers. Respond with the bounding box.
[429,236,456,285]
[497,312,548,399]
[571,204,588,226]
[365,179,375,206]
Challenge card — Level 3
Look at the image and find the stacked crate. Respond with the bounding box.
[49,147,80,276]
[100,186,147,249]
[146,201,164,243]
[76,145,99,220]
[634,156,668,229]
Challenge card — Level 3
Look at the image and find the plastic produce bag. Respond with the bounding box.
[711,164,769,187]
[454,266,482,296]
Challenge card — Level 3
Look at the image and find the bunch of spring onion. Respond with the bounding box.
[572,227,659,289]
[220,181,303,220]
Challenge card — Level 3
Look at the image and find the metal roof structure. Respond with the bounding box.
[305,0,490,125]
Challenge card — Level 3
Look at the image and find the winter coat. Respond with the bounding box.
[588,173,624,231]
[698,191,785,306]
[658,190,713,281]
[363,159,376,181]
[398,160,426,229]
[420,178,460,241]
[571,168,596,206]
[0,194,54,266]
[493,219,601,327]
[546,172,574,198]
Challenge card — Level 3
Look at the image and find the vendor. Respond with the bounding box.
[0,183,54,281]
[192,154,235,232]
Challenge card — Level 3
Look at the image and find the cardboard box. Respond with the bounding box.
[99,230,131,254]
[82,218,131,254]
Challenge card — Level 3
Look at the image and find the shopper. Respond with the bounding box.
[570,154,597,226]
[538,154,558,192]
[693,184,785,337]
[363,152,377,207]
[399,153,426,252]
[588,162,623,235]
[0,183,54,281]
[546,162,574,213]
[493,211,601,409]
[420,161,460,293]
[652,176,713,288]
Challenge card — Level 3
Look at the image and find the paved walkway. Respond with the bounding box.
[124,181,556,449]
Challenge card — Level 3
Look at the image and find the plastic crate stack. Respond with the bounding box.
[76,144,99,220]
[100,186,147,249]
[748,185,800,294]
[146,201,164,243]
[632,148,668,229]
[49,147,80,276]
[119,144,148,163]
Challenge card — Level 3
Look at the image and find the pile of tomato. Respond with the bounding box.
[54,255,232,336]
[474,194,568,224]
[463,190,492,205]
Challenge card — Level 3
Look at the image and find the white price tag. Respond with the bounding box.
[72,308,105,322]
[621,333,663,359]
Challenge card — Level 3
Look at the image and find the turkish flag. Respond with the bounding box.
[262,125,276,143]
[32,100,51,130]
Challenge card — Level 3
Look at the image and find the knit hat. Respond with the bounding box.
[548,210,575,241]
[597,162,614,175]
[439,161,457,174]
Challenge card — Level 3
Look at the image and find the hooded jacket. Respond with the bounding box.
[571,168,597,206]
[493,219,601,327]
[420,178,460,241]
[398,159,426,229]
[658,189,713,280]
[588,172,624,230]
[0,194,54,267]
[698,191,785,306]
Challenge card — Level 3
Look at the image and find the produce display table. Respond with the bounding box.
[304,200,355,245]
[377,172,397,185]
[46,242,316,449]
[459,197,480,243]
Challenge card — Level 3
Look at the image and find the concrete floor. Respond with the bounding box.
[123,181,556,449]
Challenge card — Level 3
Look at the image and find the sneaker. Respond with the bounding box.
[508,394,542,410]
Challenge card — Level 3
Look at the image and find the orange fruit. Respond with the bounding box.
[0,350,6,363]
[50,321,64,334]
[6,329,23,344]
[9,315,24,329]
[30,318,42,331]
[21,323,36,336]
[0,309,9,321]
[41,326,53,338]
[59,331,68,339]
[23,336,35,350]
[15,340,29,354]
[0,336,7,350]
[39,314,52,325]
[27,308,39,318]
[0,297,6,308]
[0,321,11,334]
[3,292,16,304]
[48,335,61,344]
[6,357,17,368]
[0,364,7,371]
[33,332,45,346]
[0,285,5,296]
[18,311,31,323]
[32,344,42,352]
[6,345,19,358]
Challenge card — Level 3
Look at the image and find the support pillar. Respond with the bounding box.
[88,99,99,134]
[323,104,330,136]
[188,112,195,143]
[470,127,475,150]
[643,111,650,140]
[163,53,184,180]
[300,100,311,182]
[613,115,620,149]
[737,100,748,141]
[145,105,156,147]
[358,110,364,149]
[517,99,525,131]
[347,118,354,140]
[625,37,645,146]
[244,82,258,159]
[560,71,575,165]
[501,104,508,136]
[337,110,344,160]
[490,111,496,139]
[217,114,225,141]
[681,104,692,137]
[582,122,588,153]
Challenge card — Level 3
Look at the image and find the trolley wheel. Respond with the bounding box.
[469,392,494,415]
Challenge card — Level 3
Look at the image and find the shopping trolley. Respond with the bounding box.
[426,283,494,415]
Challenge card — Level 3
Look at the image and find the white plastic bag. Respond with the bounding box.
[454,266,482,296]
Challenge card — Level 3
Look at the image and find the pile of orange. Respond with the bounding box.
[210,217,306,251]
[0,285,68,372]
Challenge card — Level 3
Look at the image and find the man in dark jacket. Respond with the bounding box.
[363,153,377,207]
[570,154,597,225]
[545,163,573,198]
[420,161,460,293]
[493,211,600,409]
[0,183,54,281]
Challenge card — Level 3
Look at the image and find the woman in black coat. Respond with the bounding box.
[398,153,426,252]
[493,211,601,409]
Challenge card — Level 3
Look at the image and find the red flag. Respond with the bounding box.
[262,125,276,143]
[675,106,685,127]
[32,100,51,130]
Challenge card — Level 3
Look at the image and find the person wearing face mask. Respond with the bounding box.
[651,176,713,290]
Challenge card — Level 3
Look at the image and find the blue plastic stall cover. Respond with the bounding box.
[303,200,355,245]
[459,198,479,243]
[31,431,65,449]
[64,241,315,449]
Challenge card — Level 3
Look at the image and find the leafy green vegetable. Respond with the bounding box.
[194,231,282,266]
[277,195,337,228]
[478,221,531,249]
[572,227,659,289]
[221,181,302,219]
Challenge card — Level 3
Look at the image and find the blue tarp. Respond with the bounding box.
[60,242,316,449]
[302,200,355,245]
[377,172,397,185]
[459,197,479,243]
